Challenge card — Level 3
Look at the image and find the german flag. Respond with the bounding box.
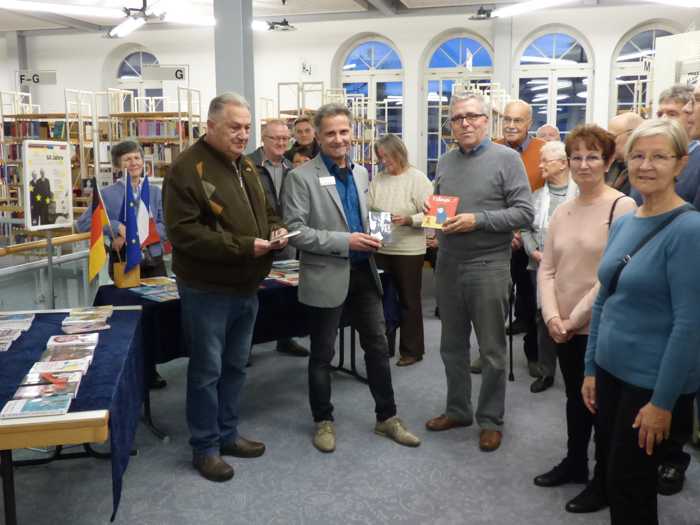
[88,182,109,282]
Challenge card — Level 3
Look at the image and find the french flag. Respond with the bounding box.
[138,176,160,249]
[123,176,161,273]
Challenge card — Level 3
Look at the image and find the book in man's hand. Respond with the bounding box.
[0,394,72,419]
[368,211,393,245]
[422,195,460,229]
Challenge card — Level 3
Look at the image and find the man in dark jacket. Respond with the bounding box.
[283,115,319,162]
[248,119,309,357]
[164,92,287,483]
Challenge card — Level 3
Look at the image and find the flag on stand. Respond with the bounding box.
[88,182,109,282]
[122,176,161,273]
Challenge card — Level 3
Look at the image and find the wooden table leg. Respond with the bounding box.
[1,449,17,525]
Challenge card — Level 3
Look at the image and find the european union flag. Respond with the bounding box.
[123,180,142,273]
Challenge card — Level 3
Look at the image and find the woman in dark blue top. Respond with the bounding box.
[582,119,700,525]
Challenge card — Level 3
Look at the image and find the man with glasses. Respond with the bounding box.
[489,100,545,381]
[425,93,533,452]
[606,111,644,195]
[249,119,309,357]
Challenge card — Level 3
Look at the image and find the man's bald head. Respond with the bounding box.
[536,124,561,142]
[608,112,644,161]
[502,100,533,147]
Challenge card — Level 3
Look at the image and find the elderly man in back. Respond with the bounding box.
[536,124,561,142]
[249,119,308,357]
[164,92,287,482]
[425,93,533,452]
[606,111,644,195]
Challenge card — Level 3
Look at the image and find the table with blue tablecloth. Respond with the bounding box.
[94,275,400,367]
[0,307,143,524]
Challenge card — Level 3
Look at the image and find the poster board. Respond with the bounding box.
[22,140,73,231]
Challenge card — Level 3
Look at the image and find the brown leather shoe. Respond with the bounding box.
[479,430,502,452]
[192,454,234,482]
[220,436,266,458]
[425,414,472,431]
[396,356,422,367]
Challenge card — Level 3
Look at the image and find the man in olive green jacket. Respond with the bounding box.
[163,92,287,483]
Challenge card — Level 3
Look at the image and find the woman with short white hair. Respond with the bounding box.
[582,118,700,525]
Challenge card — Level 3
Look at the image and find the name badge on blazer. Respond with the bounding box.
[319,176,336,187]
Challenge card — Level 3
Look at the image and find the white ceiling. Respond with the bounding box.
[0,0,677,34]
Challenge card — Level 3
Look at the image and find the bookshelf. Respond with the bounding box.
[107,87,201,178]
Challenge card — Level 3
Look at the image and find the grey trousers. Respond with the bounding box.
[436,254,511,430]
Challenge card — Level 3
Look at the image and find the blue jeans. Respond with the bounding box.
[178,282,259,457]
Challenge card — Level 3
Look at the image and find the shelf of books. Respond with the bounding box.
[107,87,201,179]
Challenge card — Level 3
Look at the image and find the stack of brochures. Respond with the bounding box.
[130,277,179,302]
[0,313,35,352]
[0,332,99,419]
[266,259,300,287]
[61,306,112,334]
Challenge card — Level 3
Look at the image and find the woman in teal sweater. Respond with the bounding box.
[582,118,700,525]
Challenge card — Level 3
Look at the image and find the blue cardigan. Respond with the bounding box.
[75,179,166,257]
[585,208,700,410]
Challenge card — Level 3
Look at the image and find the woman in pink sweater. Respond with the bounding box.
[534,125,636,514]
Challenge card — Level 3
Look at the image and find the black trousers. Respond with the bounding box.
[557,335,604,480]
[374,253,425,359]
[306,263,397,423]
[511,248,538,362]
[596,366,695,525]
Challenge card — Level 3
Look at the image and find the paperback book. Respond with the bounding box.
[368,211,393,244]
[40,346,95,364]
[29,359,91,375]
[47,333,99,348]
[421,195,460,229]
[0,394,72,419]
[21,371,83,386]
[62,322,110,335]
[13,381,80,400]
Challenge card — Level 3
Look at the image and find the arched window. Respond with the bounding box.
[341,39,403,137]
[117,51,163,111]
[612,27,674,118]
[517,31,592,135]
[424,35,493,178]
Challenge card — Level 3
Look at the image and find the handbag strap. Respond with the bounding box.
[607,195,625,231]
[607,204,694,295]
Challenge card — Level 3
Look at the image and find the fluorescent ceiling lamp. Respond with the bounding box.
[530,80,572,92]
[644,0,700,7]
[0,0,124,18]
[576,91,588,99]
[251,20,268,31]
[109,16,146,38]
[491,0,578,18]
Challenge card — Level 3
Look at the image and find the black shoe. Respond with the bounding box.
[192,454,234,482]
[149,371,167,389]
[530,376,554,393]
[534,459,588,487]
[276,339,310,357]
[506,319,529,335]
[221,436,266,458]
[658,463,686,495]
[565,482,608,513]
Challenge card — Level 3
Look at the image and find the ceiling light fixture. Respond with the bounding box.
[108,15,146,38]
[469,6,493,20]
[491,0,578,18]
[251,18,297,32]
[0,0,124,18]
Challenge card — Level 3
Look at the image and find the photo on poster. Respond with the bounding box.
[143,155,155,179]
[22,140,73,231]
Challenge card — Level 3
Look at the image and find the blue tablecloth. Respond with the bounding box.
[0,311,143,521]
[94,275,400,365]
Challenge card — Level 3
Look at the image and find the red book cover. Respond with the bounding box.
[422,195,460,229]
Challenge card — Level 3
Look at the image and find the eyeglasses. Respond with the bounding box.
[628,153,678,165]
[263,136,290,142]
[450,113,486,124]
[503,117,527,126]
[540,158,565,164]
[569,155,604,165]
